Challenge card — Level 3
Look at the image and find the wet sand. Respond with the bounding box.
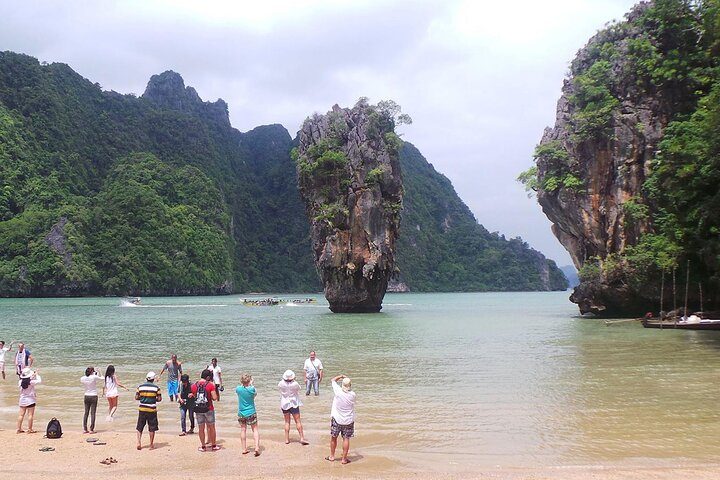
[5,428,720,480]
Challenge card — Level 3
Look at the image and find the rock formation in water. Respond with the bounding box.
[527,1,719,315]
[296,100,404,312]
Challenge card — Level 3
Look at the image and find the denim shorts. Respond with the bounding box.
[282,406,300,415]
[195,410,216,425]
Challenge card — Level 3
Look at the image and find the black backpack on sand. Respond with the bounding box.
[46,417,62,438]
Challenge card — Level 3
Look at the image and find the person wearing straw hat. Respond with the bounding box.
[325,374,356,464]
[278,369,309,445]
[135,371,162,450]
[17,367,42,433]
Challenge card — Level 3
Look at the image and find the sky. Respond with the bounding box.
[0,0,641,266]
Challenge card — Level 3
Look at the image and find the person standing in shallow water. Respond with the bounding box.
[325,374,356,465]
[303,350,323,396]
[236,373,261,456]
[158,354,183,402]
[80,366,104,434]
[278,369,309,445]
[207,357,223,401]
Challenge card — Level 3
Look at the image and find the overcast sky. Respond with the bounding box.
[1,0,641,266]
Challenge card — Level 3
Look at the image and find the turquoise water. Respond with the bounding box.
[1,292,720,468]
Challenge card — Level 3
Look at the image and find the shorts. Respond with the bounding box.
[136,411,159,432]
[330,418,354,439]
[237,413,258,426]
[167,380,179,397]
[282,406,300,415]
[195,410,216,425]
[20,403,36,409]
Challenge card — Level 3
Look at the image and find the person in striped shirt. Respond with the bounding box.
[135,371,162,450]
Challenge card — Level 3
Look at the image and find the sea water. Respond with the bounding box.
[1,292,719,468]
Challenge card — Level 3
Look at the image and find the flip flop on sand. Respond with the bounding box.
[86,437,99,443]
[198,446,207,452]
[93,442,107,445]
[324,456,335,462]
[254,450,260,457]
[300,440,309,445]
[39,446,55,452]
[27,430,38,434]
[100,459,111,465]
[242,450,249,454]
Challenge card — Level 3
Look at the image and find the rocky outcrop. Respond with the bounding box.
[535,2,701,315]
[296,101,403,312]
[142,71,230,126]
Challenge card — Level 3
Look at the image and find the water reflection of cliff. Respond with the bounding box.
[558,319,720,464]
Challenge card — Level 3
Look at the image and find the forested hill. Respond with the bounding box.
[0,51,567,296]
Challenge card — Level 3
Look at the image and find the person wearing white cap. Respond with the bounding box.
[17,367,41,433]
[325,374,356,464]
[278,369,309,445]
[135,371,162,450]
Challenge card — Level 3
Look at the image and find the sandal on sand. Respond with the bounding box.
[179,432,186,436]
[324,456,335,462]
[198,446,207,452]
[300,440,309,445]
[254,450,260,457]
[16,429,24,434]
[39,446,55,452]
[242,450,249,455]
[94,442,107,445]
[211,445,221,451]
[27,430,38,434]
[86,437,99,443]
[100,459,111,465]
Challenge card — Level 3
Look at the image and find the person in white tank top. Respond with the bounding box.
[103,365,128,421]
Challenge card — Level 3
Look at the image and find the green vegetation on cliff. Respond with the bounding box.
[520,0,720,313]
[0,51,566,296]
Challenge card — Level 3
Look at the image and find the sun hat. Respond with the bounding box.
[20,367,33,379]
[341,377,352,392]
[146,371,156,381]
[282,370,295,381]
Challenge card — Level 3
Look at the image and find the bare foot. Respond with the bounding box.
[341,458,351,464]
[300,440,309,445]
[254,450,261,457]
[149,444,155,450]
[16,429,24,434]
[27,430,37,434]
[136,445,142,450]
[242,450,249,454]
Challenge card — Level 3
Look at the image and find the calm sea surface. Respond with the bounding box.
[1,291,720,468]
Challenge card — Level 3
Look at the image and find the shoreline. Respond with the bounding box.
[4,428,720,479]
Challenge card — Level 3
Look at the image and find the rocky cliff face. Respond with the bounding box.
[296,101,403,312]
[534,2,702,315]
[143,70,230,126]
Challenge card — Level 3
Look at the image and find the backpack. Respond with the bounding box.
[193,382,210,413]
[46,417,62,439]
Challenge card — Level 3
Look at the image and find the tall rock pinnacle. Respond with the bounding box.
[296,99,404,313]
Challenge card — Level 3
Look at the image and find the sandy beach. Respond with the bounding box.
[4,427,720,480]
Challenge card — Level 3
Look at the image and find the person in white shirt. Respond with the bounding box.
[278,370,309,445]
[303,351,324,396]
[0,340,14,379]
[326,374,356,464]
[18,367,41,433]
[15,342,33,377]
[80,366,104,434]
[207,357,224,401]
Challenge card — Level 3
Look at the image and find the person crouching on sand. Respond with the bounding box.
[17,367,41,433]
[236,373,260,456]
[326,374,356,464]
[278,369,309,445]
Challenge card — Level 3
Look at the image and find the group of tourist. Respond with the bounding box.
[2,343,357,465]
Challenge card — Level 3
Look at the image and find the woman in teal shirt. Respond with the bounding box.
[236,373,260,456]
